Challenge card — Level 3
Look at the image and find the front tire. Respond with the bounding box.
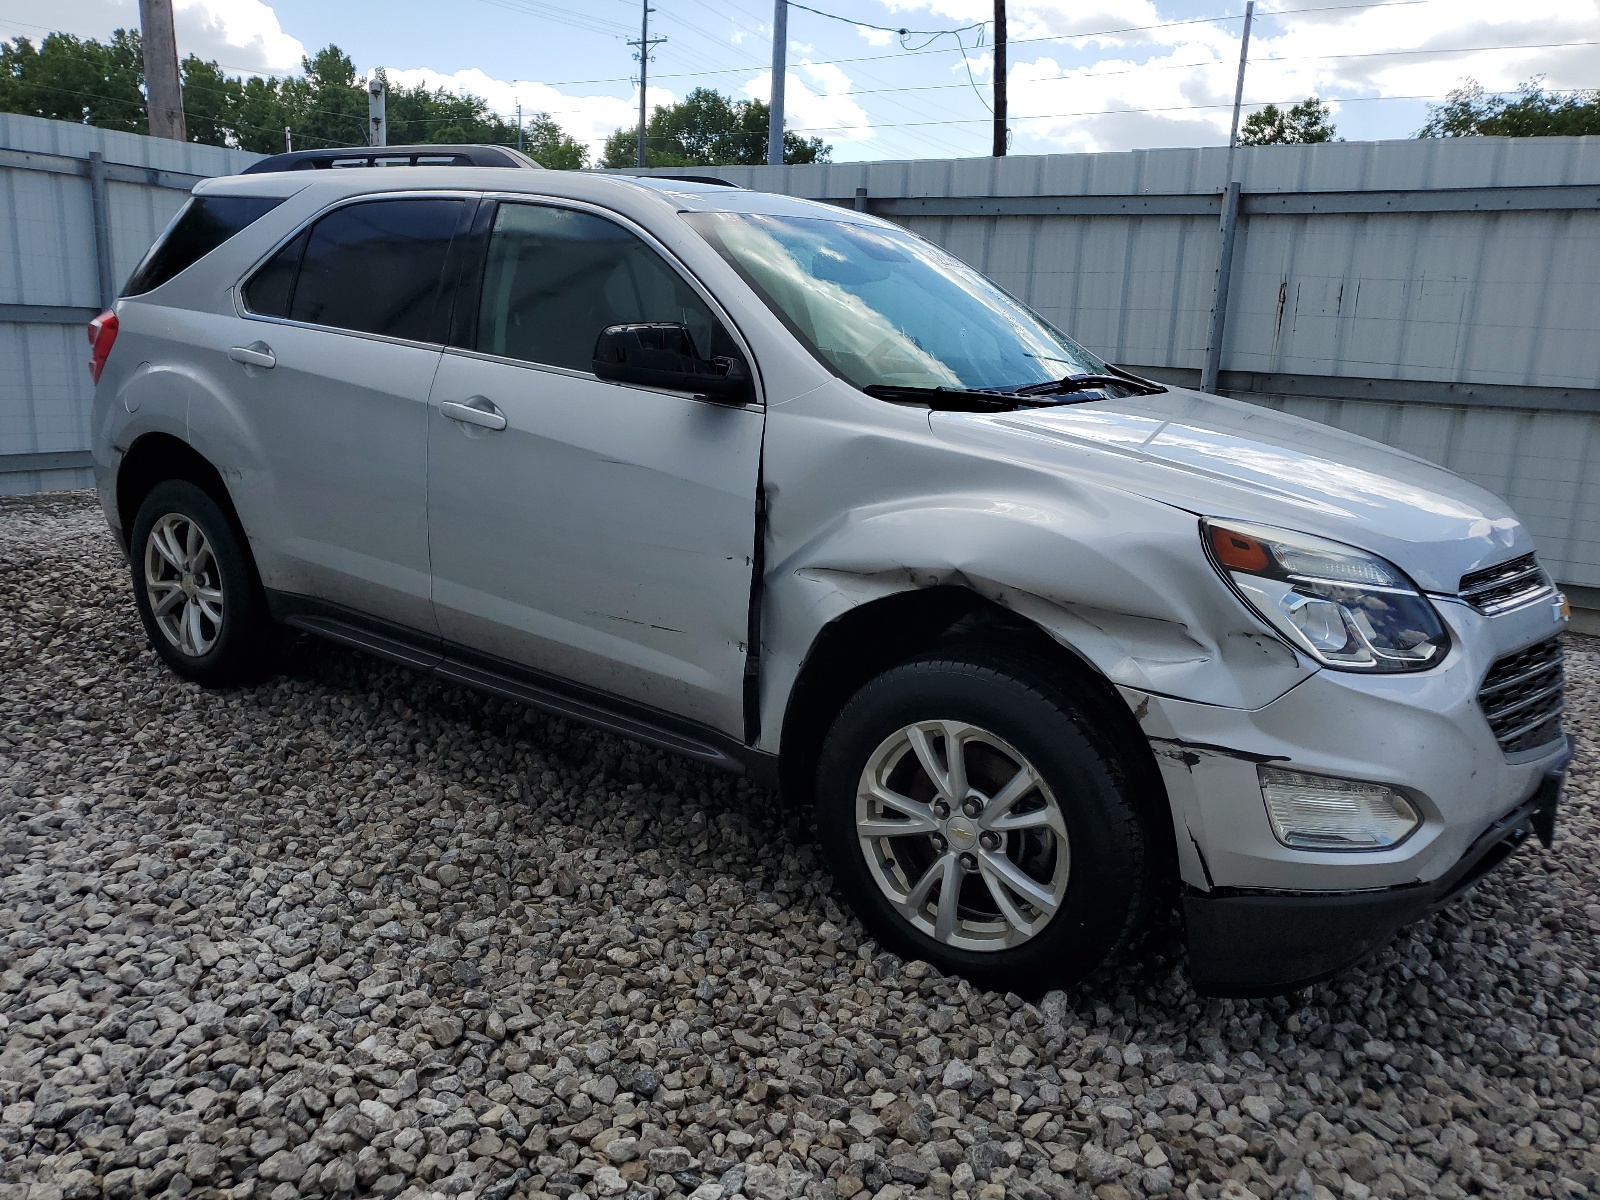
[816,653,1155,991]
[129,479,272,686]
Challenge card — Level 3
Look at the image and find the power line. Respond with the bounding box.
[459,0,1451,90]
[786,0,984,43]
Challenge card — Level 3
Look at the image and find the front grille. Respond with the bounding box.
[1459,553,1553,615]
[1478,637,1565,755]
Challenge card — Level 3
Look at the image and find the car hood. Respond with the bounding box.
[930,386,1533,595]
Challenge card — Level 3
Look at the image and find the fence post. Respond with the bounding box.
[854,186,868,212]
[87,152,115,311]
[1200,180,1242,394]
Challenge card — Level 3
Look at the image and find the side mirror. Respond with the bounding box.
[592,322,752,405]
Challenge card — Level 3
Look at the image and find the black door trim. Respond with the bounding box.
[266,590,778,786]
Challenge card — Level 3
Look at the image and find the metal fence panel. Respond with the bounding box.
[0,113,258,495]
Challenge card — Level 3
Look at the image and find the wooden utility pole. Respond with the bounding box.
[628,1,666,168]
[139,0,186,141]
[992,0,1007,156]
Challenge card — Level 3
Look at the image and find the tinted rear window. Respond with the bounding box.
[284,198,464,341]
[123,195,283,297]
[241,230,307,318]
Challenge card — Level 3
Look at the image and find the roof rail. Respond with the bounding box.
[612,173,742,188]
[241,145,541,174]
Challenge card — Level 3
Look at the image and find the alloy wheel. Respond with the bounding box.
[855,719,1070,951]
[143,513,224,657]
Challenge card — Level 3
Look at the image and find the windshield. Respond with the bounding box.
[684,210,1105,392]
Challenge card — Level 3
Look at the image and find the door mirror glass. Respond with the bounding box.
[593,322,752,404]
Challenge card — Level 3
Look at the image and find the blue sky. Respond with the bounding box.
[6,0,1598,161]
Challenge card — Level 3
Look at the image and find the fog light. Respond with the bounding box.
[1259,768,1420,850]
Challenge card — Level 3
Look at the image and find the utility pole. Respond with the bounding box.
[1223,0,1255,185]
[516,101,523,152]
[137,0,186,141]
[629,2,666,168]
[367,75,386,147]
[767,0,788,165]
[1202,1,1255,395]
[285,126,293,152]
[992,0,1007,156]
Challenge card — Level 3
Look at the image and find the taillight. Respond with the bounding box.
[88,310,119,384]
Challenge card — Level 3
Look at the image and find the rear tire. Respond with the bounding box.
[129,480,273,687]
[815,652,1155,992]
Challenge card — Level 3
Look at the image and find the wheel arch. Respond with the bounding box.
[777,585,1176,880]
[116,433,242,554]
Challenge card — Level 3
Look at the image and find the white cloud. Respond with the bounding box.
[1,0,305,74]
[856,25,896,47]
[741,62,875,144]
[174,0,303,73]
[874,0,1600,153]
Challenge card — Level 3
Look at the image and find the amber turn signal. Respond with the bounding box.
[1209,524,1270,572]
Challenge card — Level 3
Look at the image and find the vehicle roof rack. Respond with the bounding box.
[241,145,541,174]
[647,174,741,188]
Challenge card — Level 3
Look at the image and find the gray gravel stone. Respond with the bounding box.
[3,492,1599,1200]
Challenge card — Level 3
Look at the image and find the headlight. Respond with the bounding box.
[1204,519,1449,672]
[1259,768,1421,850]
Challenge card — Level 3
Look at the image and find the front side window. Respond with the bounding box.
[473,203,726,372]
[242,198,464,342]
[123,194,283,297]
[684,211,1105,392]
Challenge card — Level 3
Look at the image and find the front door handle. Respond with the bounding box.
[227,342,275,369]
[440,398,508,432]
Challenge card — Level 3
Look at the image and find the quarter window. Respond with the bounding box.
[473,203,726,372]
[241,230,306,318]
[123,194,283,297]
[242,198,464,342]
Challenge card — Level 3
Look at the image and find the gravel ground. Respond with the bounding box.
[2,490,1598,1200]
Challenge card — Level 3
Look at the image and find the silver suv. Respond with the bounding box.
[89,153,1571,997]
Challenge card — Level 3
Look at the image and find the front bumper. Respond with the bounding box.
[1183,751,1568,997]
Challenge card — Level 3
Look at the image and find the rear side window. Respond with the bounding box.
[241,230,306,318]
[122,195,283,297]
[474,203,725,371]
[245,198,464,342]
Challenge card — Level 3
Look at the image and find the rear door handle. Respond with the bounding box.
[228,343,276,369]
[440,398,508,432]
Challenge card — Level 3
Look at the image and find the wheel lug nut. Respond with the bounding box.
[932,801,950,819]
[980,832,1000,850]
[958,852,978,872]
[931,835,947,852]
[962,798,983,818]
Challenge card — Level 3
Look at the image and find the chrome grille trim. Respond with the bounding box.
[1458,553,1554,615]
[1477,637,1565,756]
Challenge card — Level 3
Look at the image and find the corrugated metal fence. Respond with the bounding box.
[0,113,259,494]
[5,116,1599,608]
[623,138,1600,610]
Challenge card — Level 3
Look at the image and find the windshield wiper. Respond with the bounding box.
[861,384,1080,412]
[1004,367,1166,398]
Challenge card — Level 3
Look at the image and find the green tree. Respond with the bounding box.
[181,54,241,147]
[284,45,367,149]
[1417,78,1600,138]
[521,112,588,170]
[0,30,589,165]
[1239,96,1338,146]
[600,87,829,168]
[384,70,516,147]
[0,30,146,132]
